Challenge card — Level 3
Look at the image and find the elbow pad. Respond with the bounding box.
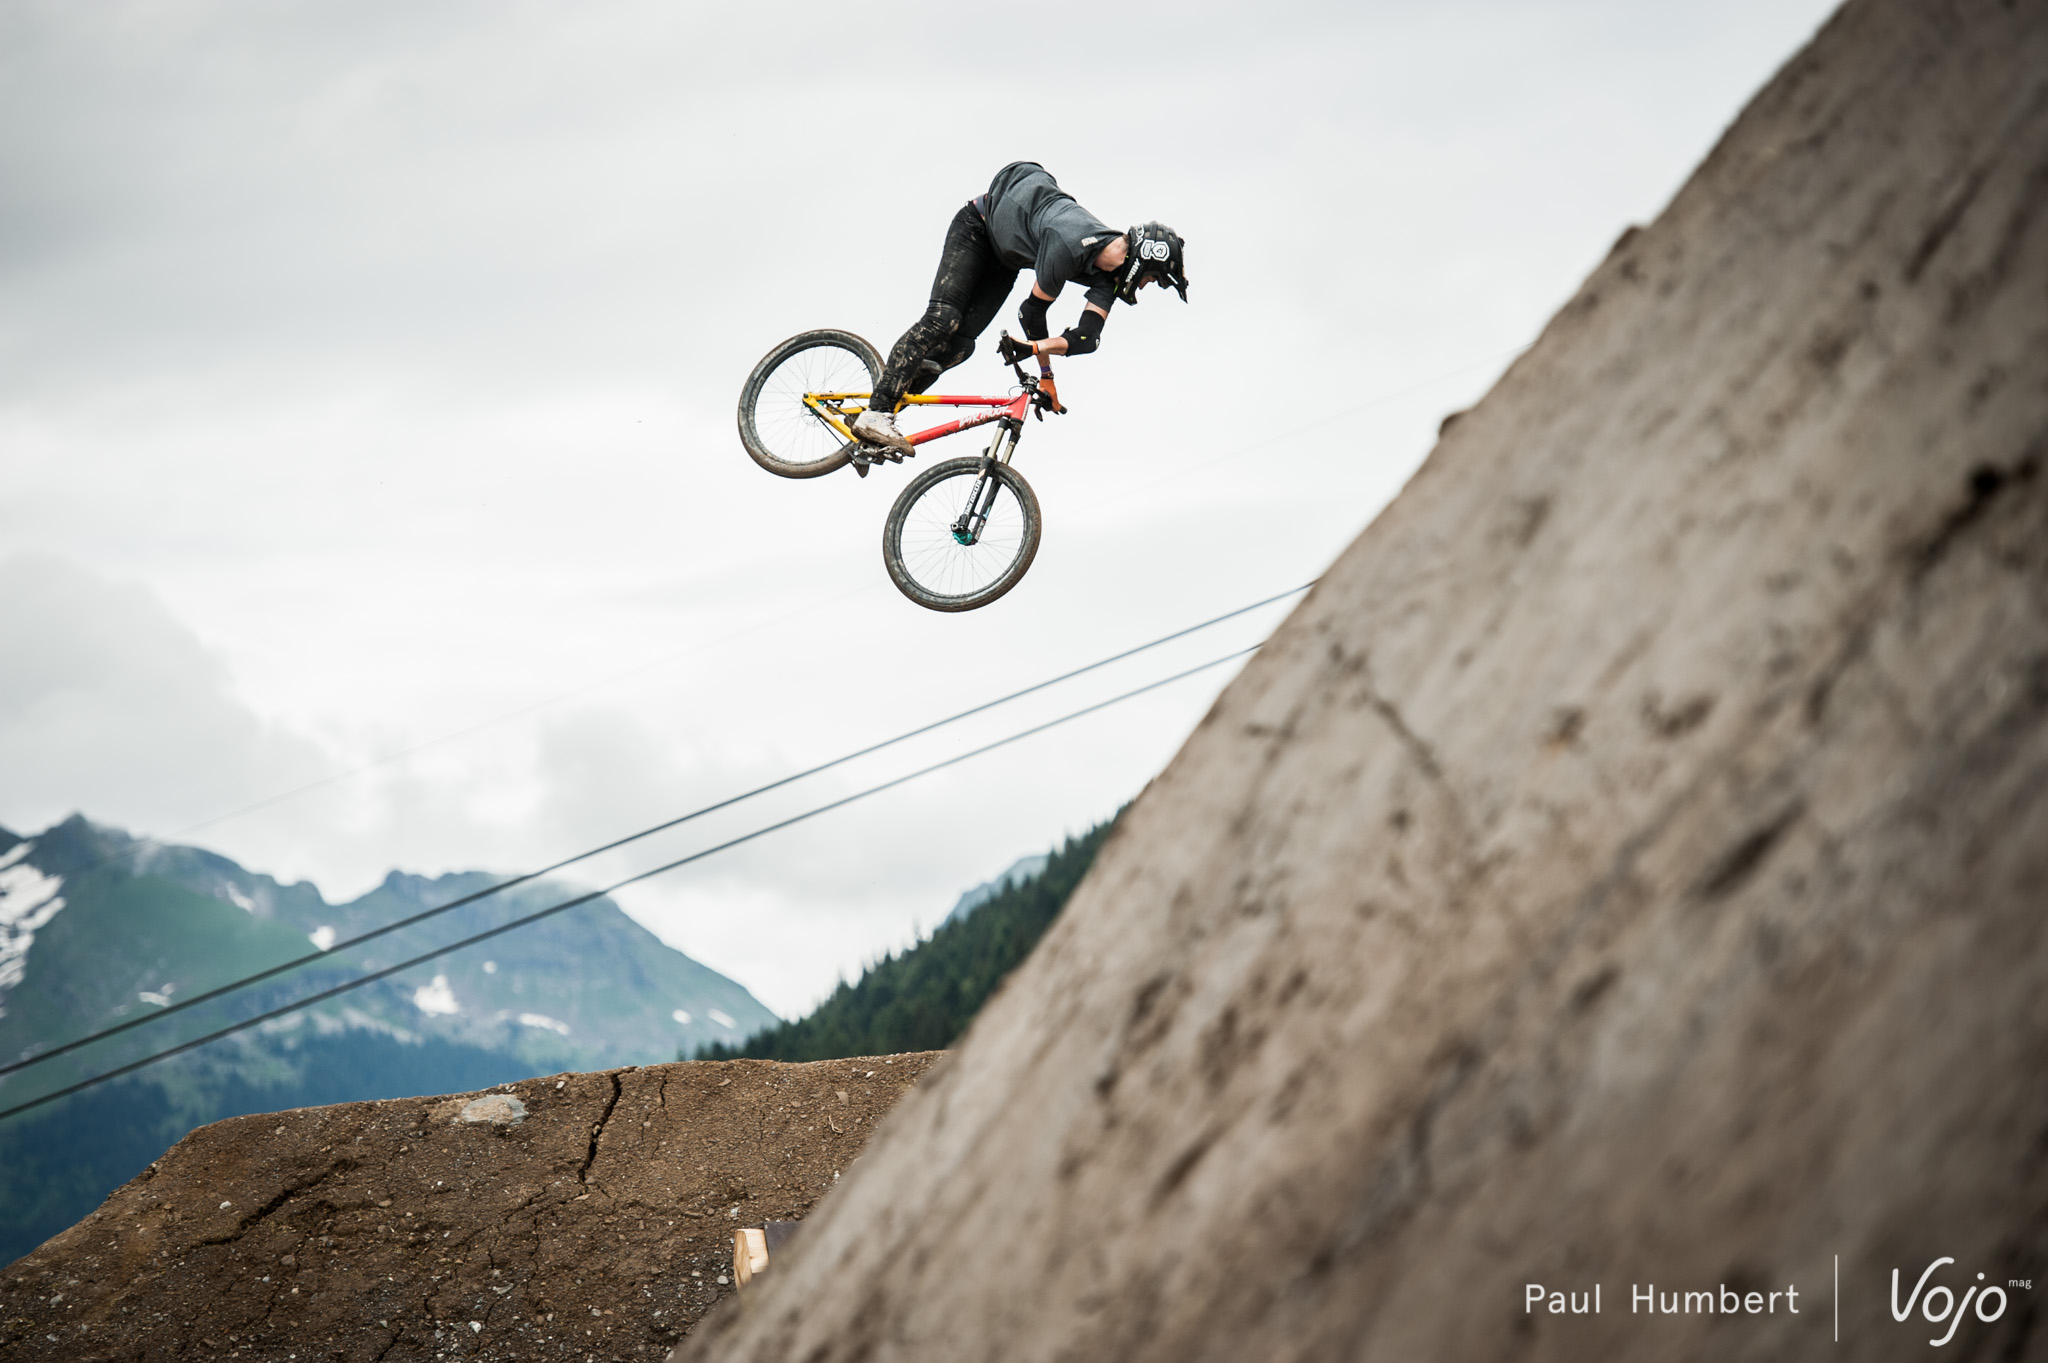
[1060,309,1107,356]
[1018,293,1052,342]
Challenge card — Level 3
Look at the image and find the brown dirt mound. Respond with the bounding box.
[1,1053,940,1361]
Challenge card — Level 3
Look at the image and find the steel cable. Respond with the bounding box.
[0,643,1263,1123]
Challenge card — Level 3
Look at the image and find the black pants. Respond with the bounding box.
[871,203,1018,412]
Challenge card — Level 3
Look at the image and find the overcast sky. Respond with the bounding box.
[0,0,1839,1017]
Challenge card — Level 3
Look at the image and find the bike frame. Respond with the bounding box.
[801,388,1030,450]
[804,353,1055,547]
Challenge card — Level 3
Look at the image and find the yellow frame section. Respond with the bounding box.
[801,390,868,441]
[800,389,955,440]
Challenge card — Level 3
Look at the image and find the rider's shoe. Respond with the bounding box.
[851,409,914,456]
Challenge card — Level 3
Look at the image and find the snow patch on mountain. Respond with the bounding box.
[0,843,66,1010]
[412,974,459,1016]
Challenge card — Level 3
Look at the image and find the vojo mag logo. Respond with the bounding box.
[1892,1257,2014,1348]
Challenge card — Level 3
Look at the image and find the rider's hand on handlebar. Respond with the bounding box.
[997,332,1035,366]
[1040,376,1066,415]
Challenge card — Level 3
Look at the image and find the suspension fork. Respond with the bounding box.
[952,418,1022,546]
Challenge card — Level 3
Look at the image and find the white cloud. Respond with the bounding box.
[0,554,332,838]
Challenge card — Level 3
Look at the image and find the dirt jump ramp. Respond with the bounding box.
[676,3,2048,1361]
[0,1054,940,1361]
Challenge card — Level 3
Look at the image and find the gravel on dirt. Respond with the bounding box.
[0,1053,941,1361]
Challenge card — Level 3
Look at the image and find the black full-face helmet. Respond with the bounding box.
[1115,222,1188,305]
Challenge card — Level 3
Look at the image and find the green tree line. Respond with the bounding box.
[698,815,1118,1062]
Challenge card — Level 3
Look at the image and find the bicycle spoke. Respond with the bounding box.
[751,342,871,467]
[896,468,1028,600]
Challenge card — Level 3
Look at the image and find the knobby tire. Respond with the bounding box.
[883,456,1043,612]
[738,329,883,478]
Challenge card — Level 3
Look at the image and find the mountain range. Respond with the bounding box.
[0,813,779,1262]
[942,853,1050,925]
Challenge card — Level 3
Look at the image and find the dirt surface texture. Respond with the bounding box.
[676,3,2048,1362]
[1,1053,940,1361]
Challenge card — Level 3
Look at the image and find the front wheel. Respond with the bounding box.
[883,457,1043,612]
[737,329,883,478]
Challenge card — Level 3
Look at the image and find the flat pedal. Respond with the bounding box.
[847,443,912,478]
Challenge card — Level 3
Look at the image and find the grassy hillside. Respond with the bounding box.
[701,816,1118,1062]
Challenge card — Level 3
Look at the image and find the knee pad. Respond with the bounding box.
[917,302,964,342]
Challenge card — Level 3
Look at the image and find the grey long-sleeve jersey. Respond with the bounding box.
[974,162,1120,310]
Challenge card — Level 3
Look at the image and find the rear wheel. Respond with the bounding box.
[737,329,882,478]
[883,457,1042,612]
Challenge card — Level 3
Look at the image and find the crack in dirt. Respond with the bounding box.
[578,1073,624,1185]
[193,1159,356,1247]
[1355,659,1481,863]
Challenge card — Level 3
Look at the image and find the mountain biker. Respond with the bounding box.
[849,161,1188,456]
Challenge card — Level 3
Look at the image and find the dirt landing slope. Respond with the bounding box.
[1,1053,939,1361]
[679,3,2048,1361]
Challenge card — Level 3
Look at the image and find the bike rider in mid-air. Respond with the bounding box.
[849,161,1189,458]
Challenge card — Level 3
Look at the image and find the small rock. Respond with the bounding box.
[218,1201,232,1210]
[469,1321,482,1333]
[458,1095,527,1125]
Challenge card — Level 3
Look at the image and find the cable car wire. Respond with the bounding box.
[1,582,1308,1082]
[0,642,1262,1123]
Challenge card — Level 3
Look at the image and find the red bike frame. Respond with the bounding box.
[801,345,1056,456]
[896,390,1031,447]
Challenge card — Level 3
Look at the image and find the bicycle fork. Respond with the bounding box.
[951,418,1021,547]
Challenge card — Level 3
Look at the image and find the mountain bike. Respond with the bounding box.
[737,329,1064,613]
